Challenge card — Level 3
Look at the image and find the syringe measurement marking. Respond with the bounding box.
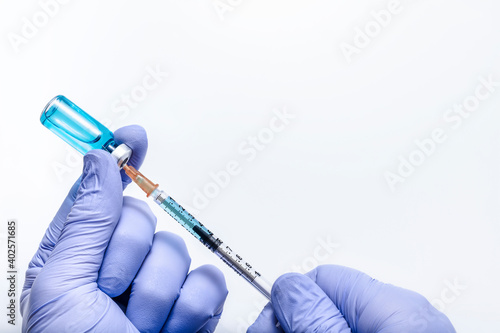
[158,196,211,243]
[157,195,262,280]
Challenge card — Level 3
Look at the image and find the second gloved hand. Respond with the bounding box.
[248,265,456,333]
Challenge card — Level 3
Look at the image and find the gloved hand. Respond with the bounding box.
[248,265,456,333]
[21,125,228,333]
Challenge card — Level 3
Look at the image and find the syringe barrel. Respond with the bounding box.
[151,188,272,300]
[214,243,272,300]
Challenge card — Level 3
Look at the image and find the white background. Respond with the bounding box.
[1,0,499,332]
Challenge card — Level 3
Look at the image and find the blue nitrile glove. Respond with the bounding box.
[21,125,228,333]
[248,265,455,333]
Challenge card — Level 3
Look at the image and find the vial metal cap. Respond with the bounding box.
[110,143,132,169]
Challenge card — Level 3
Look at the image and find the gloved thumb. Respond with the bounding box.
[271,273,351,333]
[37,150,123,292]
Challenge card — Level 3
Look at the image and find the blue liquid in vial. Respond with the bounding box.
[40,95,116,155]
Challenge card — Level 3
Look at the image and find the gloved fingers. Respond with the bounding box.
[272,273,351,333]
[73,292,140,333]
[23,125,147,289]
[305,265,374,330]
[98,196,157,297]
[26,150,123,311]
[25,285,138,333]
[126,231,191,332]
[306,265,456,333]
[197,317,222,333]
[113,125,148,189]
[160,265,228,333]
[247,302,283,333]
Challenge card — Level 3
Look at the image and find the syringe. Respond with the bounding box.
[39,95,272,300]
[123,165,272,299]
